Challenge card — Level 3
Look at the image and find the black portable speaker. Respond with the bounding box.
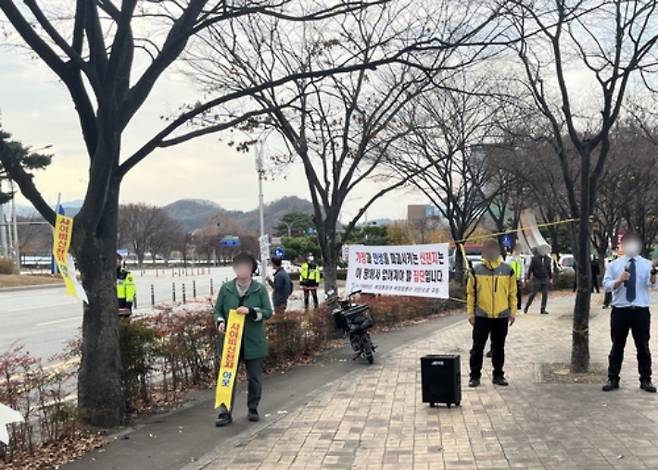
[420,354,461,408]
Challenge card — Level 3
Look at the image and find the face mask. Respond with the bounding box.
[233,263,252,278]
[623,241,641,257]
[308,257,314,263]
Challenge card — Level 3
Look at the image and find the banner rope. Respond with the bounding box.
[454,217,582,244]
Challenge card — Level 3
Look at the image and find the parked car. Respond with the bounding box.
[558,254,575,270]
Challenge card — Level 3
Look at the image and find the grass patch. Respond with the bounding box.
[0,274,63,288]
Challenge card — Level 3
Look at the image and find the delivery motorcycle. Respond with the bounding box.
[326,289,376,364]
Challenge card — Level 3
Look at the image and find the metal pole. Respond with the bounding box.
[256,136,268,284]
[192,280,197,299]
[0,193,7,259]
[150,284,155,306]
[172,282,176,302]
[10,180,19,269]
[182,283,186,304]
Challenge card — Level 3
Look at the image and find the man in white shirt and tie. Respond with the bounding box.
[602,233,658,392]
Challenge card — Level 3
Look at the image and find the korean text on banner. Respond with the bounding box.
[214,309,245,410]
[52,214,88,303]
[346,243,450,299]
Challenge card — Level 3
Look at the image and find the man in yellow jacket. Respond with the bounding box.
[467,239,517,388]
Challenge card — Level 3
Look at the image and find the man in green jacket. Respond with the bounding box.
[214,252,273,426]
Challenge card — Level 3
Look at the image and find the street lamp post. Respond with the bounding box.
[255,135,268,283]
[0,179,7,258]
[9,180,19,269]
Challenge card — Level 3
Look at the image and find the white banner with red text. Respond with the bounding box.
[345,243,450,299]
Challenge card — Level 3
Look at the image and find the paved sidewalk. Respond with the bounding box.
[192,294,658,470]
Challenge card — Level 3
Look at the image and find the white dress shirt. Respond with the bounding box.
[603,256,657,308]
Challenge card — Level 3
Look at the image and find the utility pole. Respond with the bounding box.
[0,179,7,258]
[10,180,20,269]
[255,135,268,284]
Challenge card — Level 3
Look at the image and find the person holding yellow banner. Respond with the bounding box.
[214,252,273,427]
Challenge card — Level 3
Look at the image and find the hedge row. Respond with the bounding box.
[0,285,462,467]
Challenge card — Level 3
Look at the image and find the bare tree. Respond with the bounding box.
[392,76,508,282]
[0,0,433,426]
[150,217,186,266]
[118,204,175,269]
[503,0,658,372]
[185,1,504,290]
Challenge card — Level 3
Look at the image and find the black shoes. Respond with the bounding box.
[215,411,233,427]
[523,306,529,314]
[485,350,492,358]
[492,376,509,386]
[469,377,509,386]
[602,379,657,392]
[248,408,260,422]
[540,310,548,315]
[216,407,260,425]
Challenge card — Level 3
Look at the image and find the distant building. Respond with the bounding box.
[358,218,393,227]
[407,204,439,223]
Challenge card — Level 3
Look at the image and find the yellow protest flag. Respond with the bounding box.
[52,214,88,303]
[214,309,245,410]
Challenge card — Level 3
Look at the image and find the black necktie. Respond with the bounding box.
[626,258,636,303]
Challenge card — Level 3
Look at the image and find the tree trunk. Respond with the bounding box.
[571,152,593,373]
[453,244,465,285]
[323,249,338,294]
[74,182,123,427]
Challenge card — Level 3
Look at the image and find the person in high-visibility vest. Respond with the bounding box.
[117,253,136,317]
[299,254,321,309]
[506,244,525,311]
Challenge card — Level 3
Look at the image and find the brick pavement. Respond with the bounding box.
[199,294,658,470]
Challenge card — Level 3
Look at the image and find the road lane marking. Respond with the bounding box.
[36,316,81,327]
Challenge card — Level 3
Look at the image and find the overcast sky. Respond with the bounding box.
[0,46,426,222]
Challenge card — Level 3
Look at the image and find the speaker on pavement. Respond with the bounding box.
[420,354,461,408]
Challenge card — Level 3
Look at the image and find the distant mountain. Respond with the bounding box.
[13,200,82,217]
[163,199,223,232]
[231,196,314,233]
[164,196,313,234]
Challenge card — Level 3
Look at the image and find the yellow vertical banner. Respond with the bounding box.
[214,309,245,410]
[52,214,88,303]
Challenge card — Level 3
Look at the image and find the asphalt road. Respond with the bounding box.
[0,267,236,361]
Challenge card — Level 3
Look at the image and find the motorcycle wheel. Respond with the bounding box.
[366,352,374,364]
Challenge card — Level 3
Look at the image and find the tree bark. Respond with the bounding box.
[320,226,339,293]
[570,151,593,373]
[453,246,465,285]
[323,251,338,293]
[74,181,123,427]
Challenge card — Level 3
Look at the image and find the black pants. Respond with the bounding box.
[470,317,509,380]
[603,291,612,307]
[608,307,652,382]
[229,356,263,412]
[592,276,600,293]
[526,279,549,312]
[304,288,319,309]
[516,280,522,310]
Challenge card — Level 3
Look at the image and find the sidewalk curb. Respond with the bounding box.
[181,314,467,470]
[0,283,63,293]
